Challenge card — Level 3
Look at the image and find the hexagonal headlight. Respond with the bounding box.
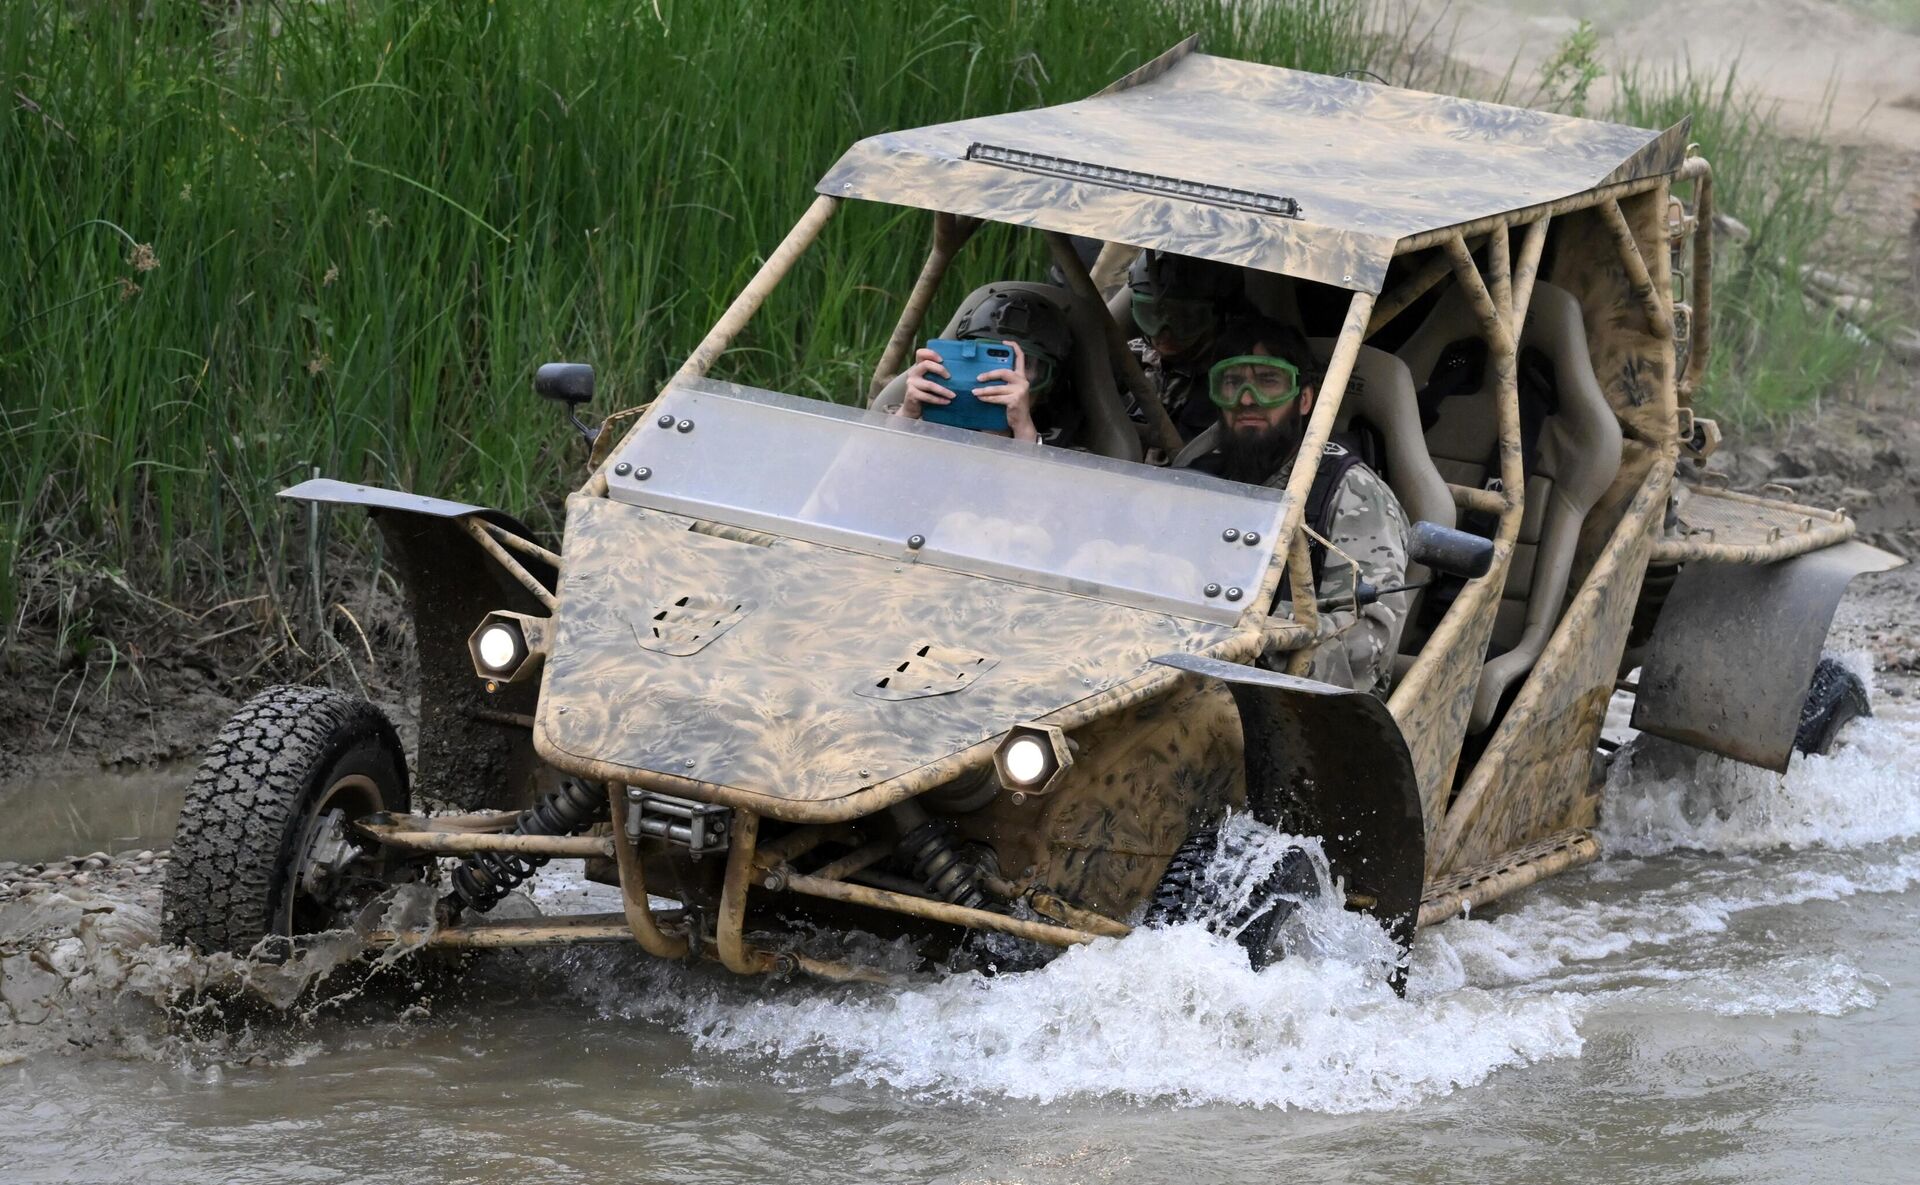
[477,623,523,672]
[466,611,548,684]
[993,723,1072,801]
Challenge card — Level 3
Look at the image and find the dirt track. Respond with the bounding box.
[1388,0,1920,289]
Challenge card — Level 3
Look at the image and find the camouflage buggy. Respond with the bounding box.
[164,40,1902,985]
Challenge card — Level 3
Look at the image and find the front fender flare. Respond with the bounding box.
[281,478,554,810]
[1152,653,1426,959]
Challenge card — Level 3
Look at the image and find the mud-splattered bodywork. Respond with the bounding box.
[258,42,1900,983]
[533,379,1275,822]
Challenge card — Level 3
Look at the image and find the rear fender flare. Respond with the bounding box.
[281,479,554,810]
[1152,653,1426,958]
[1631,540,1903,772]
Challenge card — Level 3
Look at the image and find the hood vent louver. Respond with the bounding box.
[856,643,997,701]
[631,594,752,657]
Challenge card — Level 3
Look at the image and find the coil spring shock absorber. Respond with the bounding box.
[448,778,605,914]
[892,804,987,909]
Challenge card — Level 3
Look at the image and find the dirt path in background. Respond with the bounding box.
[1384,0,1920,142]
[1386,0,1920,280]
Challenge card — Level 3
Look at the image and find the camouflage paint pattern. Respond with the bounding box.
[1552,194,1679,451]
[1651,483,1854,565]
[1386,237,1528,840]
[1556,189,1678,591]
[531,494,1243,824]
[1433,455,1669,872]
[957,677,1247,916]
[269,28,1897,961]
[1418,829,1599,929]
[1292,462,1412,698]
[819,46,1687,293]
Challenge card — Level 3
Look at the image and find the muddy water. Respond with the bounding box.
[4,685,1920,1182]
[0,764,186,865]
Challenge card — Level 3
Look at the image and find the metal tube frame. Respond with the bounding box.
[608,783,691,959]
[1600,198,1673,340]
[361,826,612,858]
[773,868,1100,948]
[1365,248,1454,338]
[1043,230,1185,456]
[479,520,561,569]
[462,518,557,612]
[1386,227,1536,823]
[1248,289,1376,635]
[1678,159,1714,403]
[584,194,842,496]
[866,212,981,401]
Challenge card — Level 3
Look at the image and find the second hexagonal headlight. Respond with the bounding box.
[993,723,1072,800]
[477,622,524,672]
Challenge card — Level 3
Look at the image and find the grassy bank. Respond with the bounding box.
[0,0,1873,692]
[0,0,1388,668]
[1609,66,1872,425]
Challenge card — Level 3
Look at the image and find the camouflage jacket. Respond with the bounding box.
[1267,455,1412,697]
[1126,338,1219,441]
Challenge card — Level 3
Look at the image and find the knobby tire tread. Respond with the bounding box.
[1146,827,1319,970]
[161,685,407,955]
[1795,655,1872,757]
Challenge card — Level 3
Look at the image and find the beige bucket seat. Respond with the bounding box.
[1172,342,1451,649]
[873,281,1142,462]
[1394,282,1623,730]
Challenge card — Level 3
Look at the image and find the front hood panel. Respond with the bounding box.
[534,496,1236,820]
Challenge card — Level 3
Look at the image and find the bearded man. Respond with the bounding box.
[1184,317,1413,697]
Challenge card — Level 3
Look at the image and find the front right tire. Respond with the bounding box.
[1144,826,1321,970]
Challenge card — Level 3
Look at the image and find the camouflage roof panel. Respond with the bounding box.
[818,43,1688,292]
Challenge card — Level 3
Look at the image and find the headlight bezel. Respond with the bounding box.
[466,611,548,685]
[992,723,1073,801]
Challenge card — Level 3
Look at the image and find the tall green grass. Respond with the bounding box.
[1608,66,1871,426]
[0,0,1390,659]
[0,0,1874,674]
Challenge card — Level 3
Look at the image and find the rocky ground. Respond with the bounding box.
[0,850,166,909]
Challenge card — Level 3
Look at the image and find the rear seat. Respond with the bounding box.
[1393,282,1622,730]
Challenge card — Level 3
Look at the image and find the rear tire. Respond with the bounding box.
[1145,827,1321,970]
[1795,656,1871,757]
[163,685,410,956]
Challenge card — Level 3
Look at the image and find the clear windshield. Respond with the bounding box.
[604,379,1284,625]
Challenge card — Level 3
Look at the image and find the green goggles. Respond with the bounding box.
[1131,292,1216,343]
[1207,355,1302,408]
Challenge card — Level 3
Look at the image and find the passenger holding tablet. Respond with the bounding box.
[890,290,1071,444]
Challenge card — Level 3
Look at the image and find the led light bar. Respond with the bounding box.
[964,143,1304,219]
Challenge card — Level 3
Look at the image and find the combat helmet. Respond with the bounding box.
[953,288,1074,396]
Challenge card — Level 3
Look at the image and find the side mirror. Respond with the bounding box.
[535,362,598,447]
[1408,521,1495,580]
[535,362,595,406]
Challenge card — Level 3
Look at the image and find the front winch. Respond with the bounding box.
[624,788,732,858]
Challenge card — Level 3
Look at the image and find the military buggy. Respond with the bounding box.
[163,40,1902,985]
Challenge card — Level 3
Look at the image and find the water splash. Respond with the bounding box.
[1599,706,1920,858]
[7,681,1917,1109]
[555,819,1587,1111]
[0,880,440,1064]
